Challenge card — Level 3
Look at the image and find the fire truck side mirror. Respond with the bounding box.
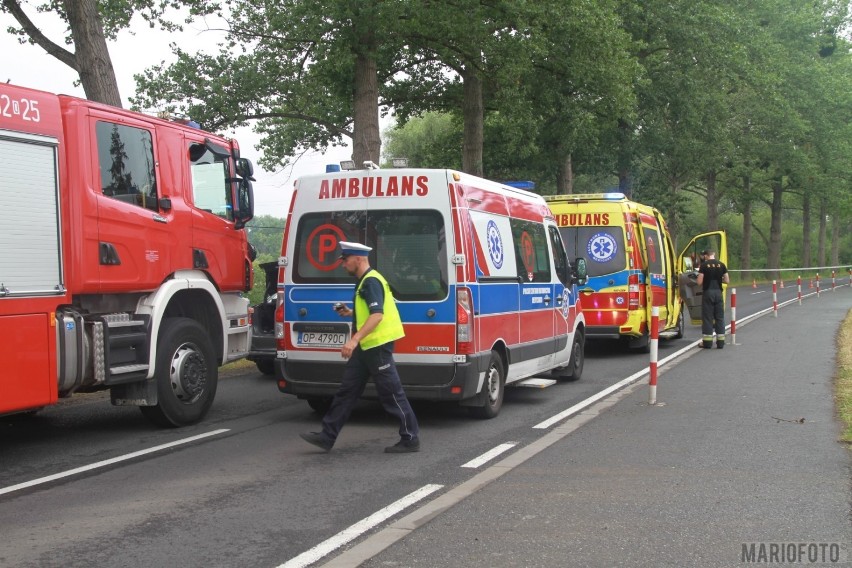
[159,197,172,211]
[234,178,254,230]
[236,157,255,181]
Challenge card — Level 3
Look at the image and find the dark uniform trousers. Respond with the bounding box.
[701,287,726,348]
[321,342,420,443]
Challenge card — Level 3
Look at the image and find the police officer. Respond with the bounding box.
[696,248,729,349]
[300,241,421,453]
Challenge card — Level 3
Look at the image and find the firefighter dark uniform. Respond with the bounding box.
[698,258,728,349]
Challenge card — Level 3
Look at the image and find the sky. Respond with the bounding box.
[0,8,354,218]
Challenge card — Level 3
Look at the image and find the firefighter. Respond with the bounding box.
[696,248,729,349]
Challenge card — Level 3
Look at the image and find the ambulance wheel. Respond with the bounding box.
[628,332,651,353]
[306,397,332,414]
[469,351,505,419]
[140,317,218,427]
[558,331,584,382]
[674,306,685,339]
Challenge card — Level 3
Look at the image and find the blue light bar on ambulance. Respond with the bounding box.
[326,164,341,173]
[503,180,536,190]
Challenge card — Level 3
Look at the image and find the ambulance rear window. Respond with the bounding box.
[558,226,626,277]
[293,210,448,301]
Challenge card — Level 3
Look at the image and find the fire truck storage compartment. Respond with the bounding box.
[0,131,65,411]
[0,132,63,296]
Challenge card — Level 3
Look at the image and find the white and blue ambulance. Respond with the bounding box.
[274,165,587,418]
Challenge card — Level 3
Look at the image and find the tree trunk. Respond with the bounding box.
[817,197,828,268]
[817,198,827,268]
[802,192,811,268]
[830,214,839,266]
[705,169,718,230]
[556,153,573,194]
[740,176,752,271]
[351,51,381,165]
[666,180,685,239]
[767,178,783,278]
[64,0,122,107]
[461,68,484,176]
[741,202,752,271]
[616,119,632,199]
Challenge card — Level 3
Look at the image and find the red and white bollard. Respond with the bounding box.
[797,275,802,305]
[816,273,821,297]
[772,280,778,317]
[832,270,836,291]
[649,306,659,405]
[730,288,737,345]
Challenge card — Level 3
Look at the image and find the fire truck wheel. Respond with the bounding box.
[140,317,218,427]
[674,305,685,339]
[468,351,505,419]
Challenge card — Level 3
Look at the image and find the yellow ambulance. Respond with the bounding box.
[546,193,726,350]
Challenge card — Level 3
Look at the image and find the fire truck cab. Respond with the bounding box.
[0,83,255,426]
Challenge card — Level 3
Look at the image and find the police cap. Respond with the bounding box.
[339,241,372,258]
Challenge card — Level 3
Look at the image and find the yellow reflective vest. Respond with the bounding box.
[355,270,405,350]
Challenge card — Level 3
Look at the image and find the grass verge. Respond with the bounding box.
[836,308,852,443]
[221,357,256,378]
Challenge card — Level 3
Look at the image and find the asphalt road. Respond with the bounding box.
[0,282,847,568]
[352,286,852,568]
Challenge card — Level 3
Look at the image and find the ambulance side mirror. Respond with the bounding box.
[573,258,587,286]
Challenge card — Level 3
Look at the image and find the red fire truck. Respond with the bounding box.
[0,83,255,426]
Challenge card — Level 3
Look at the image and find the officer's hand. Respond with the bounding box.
[333,303,352,317]
[341,338,357,359]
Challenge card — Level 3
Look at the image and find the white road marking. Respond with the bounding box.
[533,367,651,429]
[0,429,230,497]
[461,443,518,468]
[279,484,443,568]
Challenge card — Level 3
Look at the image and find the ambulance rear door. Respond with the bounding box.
[556,204,630,338]
[635,209,677,333]
[284,170,456,388]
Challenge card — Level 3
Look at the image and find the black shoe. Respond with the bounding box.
[700,342,713,349]
[716,343,725,349]
[300,431,333,452]
[385,439,420,453]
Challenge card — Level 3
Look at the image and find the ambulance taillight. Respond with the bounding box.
[456,287,474,354]
[628,273,640,309]
[275,291,286,350]
[275,263,286,349]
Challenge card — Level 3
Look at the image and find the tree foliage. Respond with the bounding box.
[8,0,849,269]
[1,0,218,106]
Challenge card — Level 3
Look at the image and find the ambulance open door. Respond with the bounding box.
[677,231,728,324]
